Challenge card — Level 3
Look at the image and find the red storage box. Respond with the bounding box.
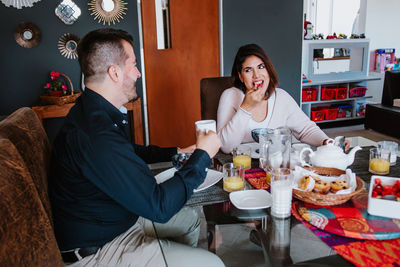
[349,87,367,98]
[302,88,318,102]
[325,107,339,120]
[335,87,348,99]
[311,107,326,122]
[321,87,336,100]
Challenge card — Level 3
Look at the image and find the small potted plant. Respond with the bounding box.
[40,71,81,105]
[44,71,69,96]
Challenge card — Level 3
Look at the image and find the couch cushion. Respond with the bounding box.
[0,107,52,221]
[0,138,63,266]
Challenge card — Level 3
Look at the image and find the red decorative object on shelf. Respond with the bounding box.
[311,106,339,121]
[321,87,336,100]
[335,87,348,99]
[325,107,339,120]
[349,86,367,98]
[311,107,326,121]
[302,88,318,102]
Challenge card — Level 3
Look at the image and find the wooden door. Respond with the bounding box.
[141,0,219,147]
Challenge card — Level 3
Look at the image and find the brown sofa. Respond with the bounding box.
[0,108,63,266]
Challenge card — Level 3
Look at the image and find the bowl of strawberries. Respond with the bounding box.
[368,176,400,219]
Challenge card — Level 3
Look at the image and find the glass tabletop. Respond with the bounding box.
[151,138,400,266]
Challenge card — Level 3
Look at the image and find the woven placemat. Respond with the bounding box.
[186,181,229,207]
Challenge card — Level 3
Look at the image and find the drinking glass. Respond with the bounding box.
[377,141,398,166]
[270,168,293,218]
[369,148,390,175]
[222,163,245,192]
[233,146,252,170]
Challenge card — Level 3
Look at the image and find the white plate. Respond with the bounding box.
[229,190,272,210]
[154,167,223,193]
[237,142,260,159]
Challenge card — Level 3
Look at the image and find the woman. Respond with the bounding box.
[217,44,330,153]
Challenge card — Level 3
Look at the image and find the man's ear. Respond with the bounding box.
[107,65,120,82]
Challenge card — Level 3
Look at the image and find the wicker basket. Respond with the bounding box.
[40,73,81,105]
[292,166,365,206]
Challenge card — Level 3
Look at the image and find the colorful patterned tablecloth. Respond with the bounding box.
[245,168,270,190]
[292,201,400,267]
[245,168,400,267]
[296,194,400,240]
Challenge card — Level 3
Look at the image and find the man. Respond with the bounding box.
[49,28,224,266]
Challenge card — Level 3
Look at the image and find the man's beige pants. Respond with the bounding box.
[69,207,224,267]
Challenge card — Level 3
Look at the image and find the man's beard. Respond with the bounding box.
[123,79,138,102]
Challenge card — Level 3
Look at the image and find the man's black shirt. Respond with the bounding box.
[49,89,211,250]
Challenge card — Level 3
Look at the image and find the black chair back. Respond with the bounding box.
[381,70,400,106]
[200,77,234,121]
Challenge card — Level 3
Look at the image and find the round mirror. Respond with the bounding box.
[22,30,33,40]
[101,0,114,12]
[58,33,80,60]
[65,40,77,52]
[14,22,41,48]
[89,0,127,25]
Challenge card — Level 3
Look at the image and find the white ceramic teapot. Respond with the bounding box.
[299,139,362,170]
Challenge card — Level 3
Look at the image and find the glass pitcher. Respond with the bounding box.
[266,127,292,171]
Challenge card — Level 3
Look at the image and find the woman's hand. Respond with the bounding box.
[344,140,350,152]
[322,138,351,152]
[240,86,266,112]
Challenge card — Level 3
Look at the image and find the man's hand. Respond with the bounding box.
[178,144,196,154]
[196,130,221,158]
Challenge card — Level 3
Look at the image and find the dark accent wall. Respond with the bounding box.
[223,0,303,103]
[0,0,142,115]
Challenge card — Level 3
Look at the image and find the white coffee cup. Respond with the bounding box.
[195,120,216,134]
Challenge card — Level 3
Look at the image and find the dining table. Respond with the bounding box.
[152,143,400,266]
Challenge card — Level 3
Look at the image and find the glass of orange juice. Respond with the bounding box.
[233,146,252,170]
[369,148,390,175]
[223,163,245,192]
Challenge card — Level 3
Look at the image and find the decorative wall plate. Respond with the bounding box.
[88,0,127,26]
[58,33,80,60]
[55,0,81,25]
[1,0,41,9]
[14,22,41,48]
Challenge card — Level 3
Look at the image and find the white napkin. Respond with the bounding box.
[292,166,356,194]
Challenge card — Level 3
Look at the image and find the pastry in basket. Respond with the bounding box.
[311,175,320,182]
[298,175,315,192]
[330,179,349,193]
[313,180,330,194]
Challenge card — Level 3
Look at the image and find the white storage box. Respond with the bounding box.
[368,175,400,219]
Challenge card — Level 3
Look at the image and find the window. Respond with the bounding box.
[305,0,360,37]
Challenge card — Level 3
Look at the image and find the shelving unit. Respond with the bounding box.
[301,39,381,124]
[301,77,379,122]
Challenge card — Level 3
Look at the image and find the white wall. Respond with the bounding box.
[365,0,400,102]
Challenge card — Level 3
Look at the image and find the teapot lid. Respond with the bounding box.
[315,138,344,156]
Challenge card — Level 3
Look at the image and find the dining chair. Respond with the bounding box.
[381,70,400,106]
[200,76,234,121]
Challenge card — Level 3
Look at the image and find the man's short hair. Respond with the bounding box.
[77,28,134,83]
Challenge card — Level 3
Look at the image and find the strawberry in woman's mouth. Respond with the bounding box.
[253,80,264,89]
